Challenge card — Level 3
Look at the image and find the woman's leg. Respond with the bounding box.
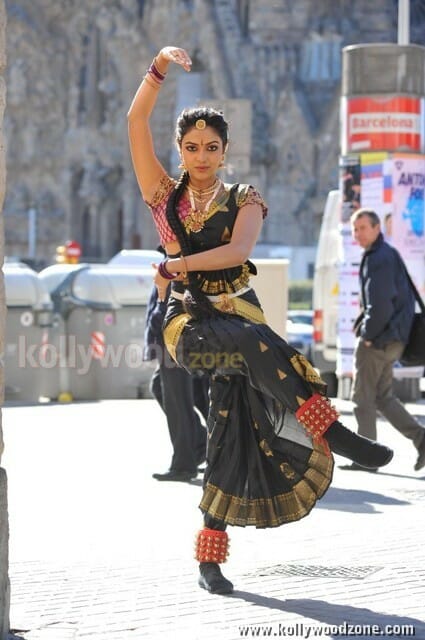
[196,515,233,595]
[231,323,393,469]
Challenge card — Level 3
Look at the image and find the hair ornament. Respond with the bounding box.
[195,119,206,130]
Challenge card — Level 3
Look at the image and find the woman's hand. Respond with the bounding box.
[152,263,185,301]
[153,265,170,302]
[158,46,192,72]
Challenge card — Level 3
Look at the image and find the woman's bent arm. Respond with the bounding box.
[127,47,192,203]
[165,204,263,272]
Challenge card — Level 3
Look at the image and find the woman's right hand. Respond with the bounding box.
[158,46,192,72]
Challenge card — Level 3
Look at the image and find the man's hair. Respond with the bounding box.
[350,208,381,227]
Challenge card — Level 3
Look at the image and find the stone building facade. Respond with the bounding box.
[0,0,10,634]
[3,0,420,264]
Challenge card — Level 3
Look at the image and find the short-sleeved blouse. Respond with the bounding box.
[145,174,267,247]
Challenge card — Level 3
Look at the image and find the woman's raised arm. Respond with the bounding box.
[127,46,192,203]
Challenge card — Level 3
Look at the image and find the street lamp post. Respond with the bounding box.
[398,0,410,45]
[28,206,37,259]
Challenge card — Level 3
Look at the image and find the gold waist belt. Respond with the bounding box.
[170,285,252,303]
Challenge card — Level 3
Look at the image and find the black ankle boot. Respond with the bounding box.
[198,563,234,595]
[324,421,393,469]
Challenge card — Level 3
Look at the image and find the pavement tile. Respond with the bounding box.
[2,398,425,639]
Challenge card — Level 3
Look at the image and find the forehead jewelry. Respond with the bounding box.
[195,119,206,130]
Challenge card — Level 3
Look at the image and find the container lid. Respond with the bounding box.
[38,263,91,294]
[108,249,162,268]
[4,265,53,309]
[71,266,154,307]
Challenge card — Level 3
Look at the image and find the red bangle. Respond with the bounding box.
[158,260,177,280]
[148,58,166,82]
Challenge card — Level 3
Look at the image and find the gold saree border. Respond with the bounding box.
[199,444,333,528]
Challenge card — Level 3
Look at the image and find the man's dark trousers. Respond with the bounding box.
[352,339,423,447]
[151,363,207,473]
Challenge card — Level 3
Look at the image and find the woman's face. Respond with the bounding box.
[179,125,225,184]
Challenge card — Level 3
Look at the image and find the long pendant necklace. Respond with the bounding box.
[186,180,221,233]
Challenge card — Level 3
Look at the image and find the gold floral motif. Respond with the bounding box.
[280,462,296,480]
[259,439,274,457]
[149,174,176,207]
[217,294,235,313]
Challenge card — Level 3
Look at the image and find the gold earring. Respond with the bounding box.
[178,161,185,169]
[219,157,226,169]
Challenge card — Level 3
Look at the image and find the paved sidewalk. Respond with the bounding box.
[2,397,425,639]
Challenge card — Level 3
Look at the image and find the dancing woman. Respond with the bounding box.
[128,46,393,595]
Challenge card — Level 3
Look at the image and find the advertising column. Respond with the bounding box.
[338,44,425,385]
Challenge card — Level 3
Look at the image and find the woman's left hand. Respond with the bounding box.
[152,263,184,301]
[158,46,192,72]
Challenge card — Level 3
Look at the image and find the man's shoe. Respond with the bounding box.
[339,462,378,473]
[152,470,196,482]
[196,450,206,467]
[198,563,233,595]
[414,437,425,472]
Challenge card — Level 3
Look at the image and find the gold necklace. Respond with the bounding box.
[185,180,222,233]
[187,178,219,199]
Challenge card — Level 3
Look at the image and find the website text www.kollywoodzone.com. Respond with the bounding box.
[238,622,416,637]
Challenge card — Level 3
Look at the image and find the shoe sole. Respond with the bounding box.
[198,576,233,595]
[357,448,394,470]
[379,449,394,468]
[152,474,196,482]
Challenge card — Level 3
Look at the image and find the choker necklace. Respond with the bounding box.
[187,178,220,199]
[185,179,222,233]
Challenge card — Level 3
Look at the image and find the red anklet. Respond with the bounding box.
[194,528,229,563]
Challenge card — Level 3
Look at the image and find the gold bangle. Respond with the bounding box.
[180,255,188,278]
[143,75,160,90]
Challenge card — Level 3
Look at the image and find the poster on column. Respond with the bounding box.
[360,152,391,225]
[392,154,425,295]
[337,156,362,377]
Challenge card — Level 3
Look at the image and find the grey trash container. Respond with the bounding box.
[39,265,155,400]
[38,263,95,401]
[3,264,54,402]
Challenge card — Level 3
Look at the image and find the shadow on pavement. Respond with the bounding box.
[230,592,425,638]
[317,486,410,513]
[377,470,425,481]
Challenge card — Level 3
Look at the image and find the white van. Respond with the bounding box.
[311,190,341,396]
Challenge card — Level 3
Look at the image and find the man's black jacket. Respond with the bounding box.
[357,232,415,348]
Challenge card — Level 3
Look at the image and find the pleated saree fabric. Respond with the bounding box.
[150,178,334,529]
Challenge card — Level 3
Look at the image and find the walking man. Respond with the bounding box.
[347,208,425,472]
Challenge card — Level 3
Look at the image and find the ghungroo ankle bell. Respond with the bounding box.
[296,393,339,440]
[194,528,229,563]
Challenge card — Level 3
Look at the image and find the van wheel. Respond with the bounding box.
[320,372,338,397]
